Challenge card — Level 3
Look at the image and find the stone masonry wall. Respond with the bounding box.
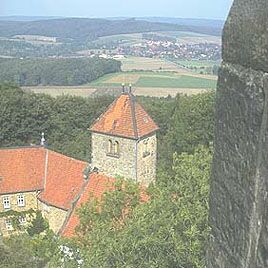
[0,191,39,236]
[207,1,268,267]
[38,200,67,234]
[137,134,157,185]
[91,133,137,181]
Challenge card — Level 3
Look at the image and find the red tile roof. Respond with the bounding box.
[61,173,115,237]
[90,93,159,139]
[0,147,150,237]
[38,150,88,210]
[0,147,45,194]
[0,147,88,210]
[61,173,149,238]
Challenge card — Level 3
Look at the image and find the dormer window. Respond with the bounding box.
[17,194,25,207]
[3,196,10,209]
[107,140,120,158]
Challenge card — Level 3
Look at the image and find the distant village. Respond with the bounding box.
[116,41,221,61]
[82,38,221,62]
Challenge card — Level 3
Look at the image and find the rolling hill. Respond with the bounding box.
[0,17,222,41]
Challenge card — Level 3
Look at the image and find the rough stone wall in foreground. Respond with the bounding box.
[207,0,268,267]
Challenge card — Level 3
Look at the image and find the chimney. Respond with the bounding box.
[40,132,46,146]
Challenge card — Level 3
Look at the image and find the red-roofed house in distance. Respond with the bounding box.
[0,87,159,237]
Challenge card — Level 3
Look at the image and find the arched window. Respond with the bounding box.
[108,140,113,154]
[114,141,120,155]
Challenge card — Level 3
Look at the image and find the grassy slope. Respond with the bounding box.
[89,71,217,89]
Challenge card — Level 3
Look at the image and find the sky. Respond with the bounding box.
[1,0,234,20]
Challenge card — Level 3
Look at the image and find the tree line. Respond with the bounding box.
[0,57,121,86]
[0,18,220,41]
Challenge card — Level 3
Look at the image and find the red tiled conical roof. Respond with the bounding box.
[90,93,159,139]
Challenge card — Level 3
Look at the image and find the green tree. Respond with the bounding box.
[76,146,211,268]
[0,232,61,268]
[163,92,215,166]
[27,211,49,237]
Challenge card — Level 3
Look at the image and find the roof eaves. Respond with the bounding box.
[0,188,44,195]
[37,196,69,211]
[90,130,138,140]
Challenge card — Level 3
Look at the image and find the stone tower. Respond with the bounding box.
[90,89,159,185]
[207,0,268,267]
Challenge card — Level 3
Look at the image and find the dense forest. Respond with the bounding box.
[0,58,121,86]
[0,39,85,58]
[0,83,215,267]
[0,18,221,41]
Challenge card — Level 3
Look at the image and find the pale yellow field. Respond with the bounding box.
[23,86,97,97]
[178,35,221,45]
[106,73,141,84]
[23,85,209,98]
[133,87,209,97]
[119,57,217,81]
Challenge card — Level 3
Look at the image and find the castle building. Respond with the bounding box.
[0,89,158,237]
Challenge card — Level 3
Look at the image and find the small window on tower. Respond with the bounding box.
[114,141,120,155]
[108,140,113,154]
[143,139,150,158]
[107,140,120,158]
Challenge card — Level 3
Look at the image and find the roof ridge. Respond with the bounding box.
[136,101,160,134]
[0,145,44,150]
[43,149,49,191]
[129,93,139,139]
[58,177,91,236]
[90,92,159,139]
[47,149,88,165]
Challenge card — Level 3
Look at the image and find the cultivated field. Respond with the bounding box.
[23,56,218,98]
[93,31,221,46]
[23,85,209,98]
[23,86,97,97]
[120,56,182,71]
[174,59,221,68]
[89,70,217,89]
